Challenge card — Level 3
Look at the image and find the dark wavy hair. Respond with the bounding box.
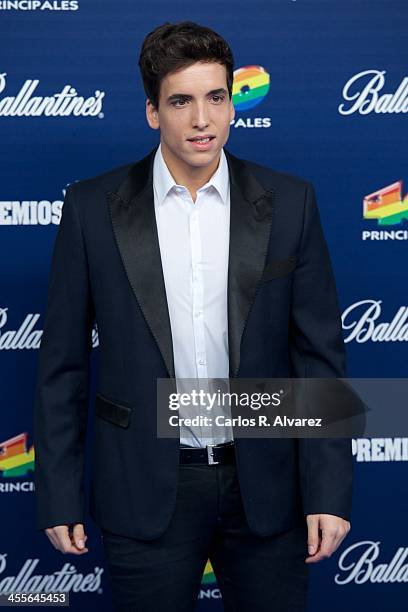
[138,21,234,109]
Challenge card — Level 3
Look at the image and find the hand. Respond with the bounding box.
[305,514,350,564]
[45,523,89,555]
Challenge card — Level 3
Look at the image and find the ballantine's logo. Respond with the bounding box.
[0,434,34,478]
[335,541,408,584]
[339,70,408,115]
[342,300,408,343]
[0,554,104,593]
[0,73,104,117]
[0,307,99,350]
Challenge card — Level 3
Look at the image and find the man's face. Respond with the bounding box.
[146,61,235,171]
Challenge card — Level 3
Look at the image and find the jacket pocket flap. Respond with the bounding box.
[95,393,132,428]
[262,256,296,281]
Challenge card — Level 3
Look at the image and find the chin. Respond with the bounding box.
[190,159,217,169]
[186,150,219,164]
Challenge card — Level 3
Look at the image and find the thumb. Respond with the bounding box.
[72,523,87,550]
[307,515,320,555]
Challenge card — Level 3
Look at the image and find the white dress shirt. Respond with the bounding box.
[153,143,234,448]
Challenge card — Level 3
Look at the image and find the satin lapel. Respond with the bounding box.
[107,145,274,381]
[224,149,275,378]
[107,146,175,378]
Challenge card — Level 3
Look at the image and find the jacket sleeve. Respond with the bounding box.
[290,181,353,521]
[33,184,95,530]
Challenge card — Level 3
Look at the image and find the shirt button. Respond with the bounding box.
[198,359,206,365]
[194,311,202,318]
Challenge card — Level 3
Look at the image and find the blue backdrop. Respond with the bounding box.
[1,1,407,610]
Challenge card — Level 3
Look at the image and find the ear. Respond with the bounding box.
[146,99,160,130]
[229,97,235,122]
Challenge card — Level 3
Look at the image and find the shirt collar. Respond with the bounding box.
[153,142,229,206]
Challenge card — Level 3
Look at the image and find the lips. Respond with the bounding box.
[187,137,216,151]
[187,136,216,142]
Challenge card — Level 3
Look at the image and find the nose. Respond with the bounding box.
[191,101,209,129]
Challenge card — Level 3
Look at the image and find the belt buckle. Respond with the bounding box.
[206,443,220,465]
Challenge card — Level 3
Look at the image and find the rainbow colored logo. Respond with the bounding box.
[0,433,34,477]
[232,65,270,111]
[201,559,216,585]
[363,181,408,226]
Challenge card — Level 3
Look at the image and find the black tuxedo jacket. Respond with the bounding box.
[34,145,353,539]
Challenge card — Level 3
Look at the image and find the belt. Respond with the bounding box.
[179,441,235,465]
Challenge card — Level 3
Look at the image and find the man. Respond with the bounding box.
[34,21,352,612]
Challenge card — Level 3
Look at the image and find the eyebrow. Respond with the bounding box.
[166,88,228,103]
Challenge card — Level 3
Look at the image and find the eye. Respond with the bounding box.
[171,98,189,107]
[211,95,225,104]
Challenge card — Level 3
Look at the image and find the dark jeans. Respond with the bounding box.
[101,462,309,612]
